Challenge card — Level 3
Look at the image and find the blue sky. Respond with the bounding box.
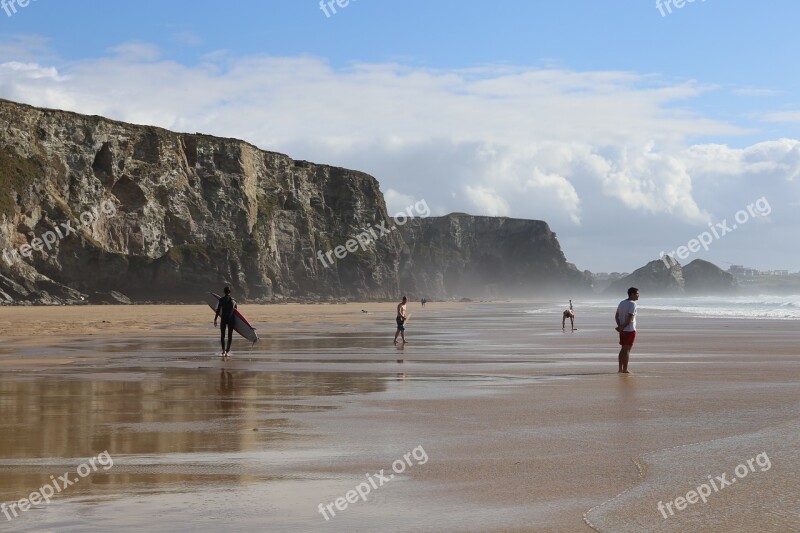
[2,0,800,271]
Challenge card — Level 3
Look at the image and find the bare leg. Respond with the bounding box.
[394,329,400,344]
[618,346,631,373]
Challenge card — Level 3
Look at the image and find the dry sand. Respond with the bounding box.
[0,301,797,532]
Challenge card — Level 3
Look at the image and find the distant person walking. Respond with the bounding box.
[421,298,426,308]
[214,286,237,358]
[562,299,575,330]
[394,296,409,345]
[615,287,639,373]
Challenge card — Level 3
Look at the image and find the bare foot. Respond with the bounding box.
[403,340,408,344]
[621,370,631,374]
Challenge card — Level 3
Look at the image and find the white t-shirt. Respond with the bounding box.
[616,300,637,332]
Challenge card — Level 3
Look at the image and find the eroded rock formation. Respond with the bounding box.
[0,99,590,304]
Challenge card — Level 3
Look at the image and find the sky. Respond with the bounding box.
[1,0,800,272]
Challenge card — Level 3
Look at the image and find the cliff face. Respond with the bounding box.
[398,214,591,298]
[683,259,738,294]
[604,259,685,297]
[0,99,587,304]
[604,258,736,296]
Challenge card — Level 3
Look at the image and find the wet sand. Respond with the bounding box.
[0,302,798,532]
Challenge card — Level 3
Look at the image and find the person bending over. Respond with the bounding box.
[562,299,575,330]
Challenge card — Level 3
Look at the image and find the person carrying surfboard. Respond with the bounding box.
[394,295,408,345]
[214,286,237,358]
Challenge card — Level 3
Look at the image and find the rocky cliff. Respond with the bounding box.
[0,99,588,304]
[398,214,591,299]
[604,258,737,296]
[682,259,737,294]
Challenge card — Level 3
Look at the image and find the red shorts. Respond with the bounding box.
[619,330,636,346]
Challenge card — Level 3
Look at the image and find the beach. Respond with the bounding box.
[0,301,798,532]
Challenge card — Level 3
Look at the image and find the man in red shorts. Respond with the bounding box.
[615,287,639,373]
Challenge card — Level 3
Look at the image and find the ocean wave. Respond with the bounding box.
[530,295,800,320]
[643,294,800,319]
[524,308,557,315]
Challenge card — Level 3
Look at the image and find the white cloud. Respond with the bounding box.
[0,61,61,80]
[1,38,798,270]
[761,111,800,123]
[684,139,800,181]
[383,189,417,215]
[600,144,708,223]
[525,168,582,225]
[0,34,53,63]
[464,185,510,217]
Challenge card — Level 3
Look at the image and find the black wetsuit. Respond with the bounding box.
[215,295,237,352]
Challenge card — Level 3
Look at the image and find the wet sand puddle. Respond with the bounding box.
[0,305,576,530]
[5,303,797,531]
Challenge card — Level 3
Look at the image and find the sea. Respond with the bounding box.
[526,294,800,320]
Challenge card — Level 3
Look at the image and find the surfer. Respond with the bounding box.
[214,286,237,358]
[394,295,408,345]
[615,288,639,373]
[562,299,575,330]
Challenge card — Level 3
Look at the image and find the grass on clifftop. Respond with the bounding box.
[0,146,41,218]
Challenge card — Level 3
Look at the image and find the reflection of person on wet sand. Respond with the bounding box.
[394,296,408,345]
[562,299,575,331]
[396,352,406,382]
[217,369,234,394]
[216,369,238,413]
